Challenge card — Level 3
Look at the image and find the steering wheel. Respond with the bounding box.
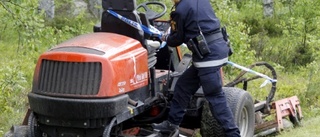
[137,1,167,20]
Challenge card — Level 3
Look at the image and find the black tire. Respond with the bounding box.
[200,87,255,137]
[27,112,42,137]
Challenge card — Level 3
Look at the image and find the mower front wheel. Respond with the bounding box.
[27,112,42,137]
[200,87,255,137]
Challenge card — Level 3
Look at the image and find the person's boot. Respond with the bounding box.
[152,120,179,134]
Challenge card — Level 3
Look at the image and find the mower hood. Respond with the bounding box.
[32,32,149,98]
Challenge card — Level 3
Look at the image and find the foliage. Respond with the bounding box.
[242,0,320,68]
[0,0,320,136]
[0,52,29,135]
[275,115,320,137]
[0,0,93,135]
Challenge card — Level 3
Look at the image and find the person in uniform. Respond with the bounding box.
[152,0,240,136]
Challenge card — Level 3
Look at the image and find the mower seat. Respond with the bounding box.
[101,0,159,68]
[138,12,152,39]
[101,0,145,47]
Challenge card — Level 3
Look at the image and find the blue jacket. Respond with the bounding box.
[166,0,229,68]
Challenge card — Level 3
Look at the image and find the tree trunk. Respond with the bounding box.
[38,0,102,19]
[39,0,55,19]
[263,0,274,17]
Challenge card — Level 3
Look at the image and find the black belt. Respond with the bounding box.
[204,32,223,43]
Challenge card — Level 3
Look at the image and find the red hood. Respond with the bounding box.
[32,32,149,97]
[50,32,140,58]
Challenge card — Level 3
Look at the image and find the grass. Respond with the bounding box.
[274,116,320,137]
[0,1,319,136]
[0,42,33,136]
[0,33,318,137]
[0,41,319,137]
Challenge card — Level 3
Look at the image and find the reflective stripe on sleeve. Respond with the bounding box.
[193,57,228,68]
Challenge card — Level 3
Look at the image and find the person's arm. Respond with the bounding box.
[166,11,184,47]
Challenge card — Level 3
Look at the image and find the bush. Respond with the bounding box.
[1,0,320,135]
[0,0,93,135]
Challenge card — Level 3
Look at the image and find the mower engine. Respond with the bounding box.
[27,32,150,137]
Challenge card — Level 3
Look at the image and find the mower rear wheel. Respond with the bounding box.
[200,87,255,137]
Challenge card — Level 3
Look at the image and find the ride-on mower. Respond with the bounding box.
[5,0,303,137]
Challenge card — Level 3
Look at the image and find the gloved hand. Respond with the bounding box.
[161,27,171,41]
[161,34,168,41]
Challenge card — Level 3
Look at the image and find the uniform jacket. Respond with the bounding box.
[166,0,230,68]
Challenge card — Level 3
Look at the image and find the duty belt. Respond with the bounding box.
[204,32,223,43]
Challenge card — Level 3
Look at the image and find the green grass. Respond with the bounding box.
[1,0,320,136]
[275,116,320,137]
[0,42,34,136]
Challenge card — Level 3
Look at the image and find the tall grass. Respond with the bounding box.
[0,1,94,134]
[1,0,320,136]
[276,116,320,137]
[0,42,34,135]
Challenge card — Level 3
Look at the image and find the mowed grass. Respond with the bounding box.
[274,116,320,137]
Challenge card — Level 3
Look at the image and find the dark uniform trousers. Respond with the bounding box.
[168,47,240,136]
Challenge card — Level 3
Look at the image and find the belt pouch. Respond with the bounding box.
[195,32,211,56]
[187,38,203,59]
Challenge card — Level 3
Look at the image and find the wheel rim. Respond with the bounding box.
[239,107,249,136]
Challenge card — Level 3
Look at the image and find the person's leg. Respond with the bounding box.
[168,65,200,125]
[198,66,240,137]
[152,65,200,131]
